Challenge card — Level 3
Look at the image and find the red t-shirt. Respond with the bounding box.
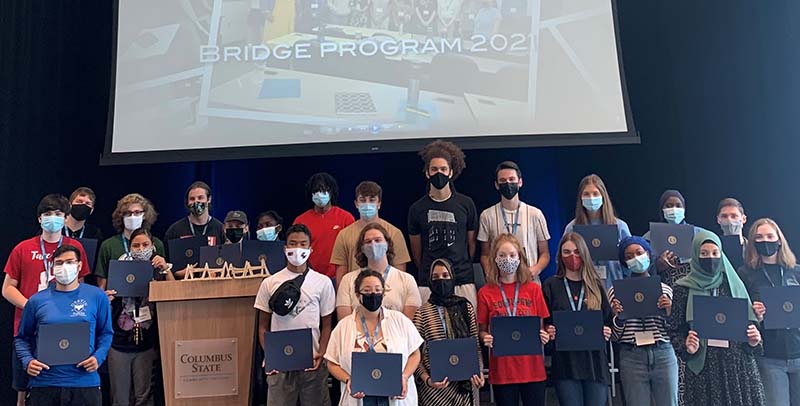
[293,207,355,278]
[477,281,550,385]
[3,236,90,334]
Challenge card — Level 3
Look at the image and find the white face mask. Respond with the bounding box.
[285,248,311,267]
[53,263,79,285]
[123,214,144,231]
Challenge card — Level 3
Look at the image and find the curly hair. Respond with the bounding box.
[111,193,159,233]
[419,140,466,180]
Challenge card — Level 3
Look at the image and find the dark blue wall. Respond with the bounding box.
[2,0,799,399]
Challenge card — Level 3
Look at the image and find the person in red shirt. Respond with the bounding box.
[2,194,90,406]
[477,234,550,406]
[293,173,355,280]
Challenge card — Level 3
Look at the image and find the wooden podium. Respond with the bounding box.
[149,277,265,406]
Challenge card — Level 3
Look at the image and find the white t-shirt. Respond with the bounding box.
[478,202,550,266]
[336,267,422,314]
[254,268,336,354]
[324,309,424,406]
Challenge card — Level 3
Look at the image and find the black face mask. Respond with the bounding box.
[188,202,207,216]
[70,204,91,221]
[360,293,383,312]
[755,241,780,257]
[429,172,450,190]
[226,228,245,243]
[699,257,721,275]
[430,278,455,298]
[498,182,519,200]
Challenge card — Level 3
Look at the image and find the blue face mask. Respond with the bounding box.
[663,207,685,224]
[582,196,603,212]
[362,241,389,262]
[358,203,378,220]
[41,215,65,233]
[256,226,278,241]
[626,253,651,274]
[312,192,331,208]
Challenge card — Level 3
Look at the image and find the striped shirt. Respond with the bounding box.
[608,282,673,344]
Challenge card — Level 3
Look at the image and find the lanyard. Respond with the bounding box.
[500,282,520,316]
[763,267,785,288]
[40,236,63,277]
[437,306,448,337]
[563,278,585,312]
[500,205,521,235]
[189,218,210,236]
[121,234,130,255]
[711,288,719,297]
[383,265,391,280]
[360,310,382,352]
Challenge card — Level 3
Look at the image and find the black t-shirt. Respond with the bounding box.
[164,217,226,259]
[63,223,103,240]
[407,192,477,286]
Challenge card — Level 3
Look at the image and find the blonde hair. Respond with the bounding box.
[111,193,159,233]
[556,232,603,311]
[485,234,531,286]
[745,218,797,269]
[574,174,618,226]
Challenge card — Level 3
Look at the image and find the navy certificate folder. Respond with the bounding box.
[198,244,241,268]
[168,235,208,270]
[573,224,619,261]
[351,352,402,397]
[107,260,152,297]
[649,223,694,259]
[264,328,313,372]
[761,286,800,329]
[428,337,480,382]
[553,310,604,351]
[242,240,287,274]
[693,296,749,342]
[491,316,542,356]
[37,322,90,366]
[612,276,665,320]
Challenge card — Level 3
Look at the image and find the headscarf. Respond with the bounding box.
[675,229,755,374]
[658,189,686,222]
[618,236,653,267]
[427,258,473,393]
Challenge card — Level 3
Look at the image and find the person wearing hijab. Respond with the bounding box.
[413,258,484,406]
[608,236,678,406]
[647,189,704,287]
[667,229,766,406]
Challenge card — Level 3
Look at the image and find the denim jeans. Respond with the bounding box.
[555,379,607,406]
[757,356,800,406]
[618,341,678,406]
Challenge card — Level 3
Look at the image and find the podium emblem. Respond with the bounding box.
[591,238,601,248]
[667,236,678,245]
[126,274,136,284]
[715,313,727,324]
[59,339,70,350]
[511,331,522,341]
[574,325,585,336]
[371,369,382,380]
[448,354,460,366]
[634,292,645,303]
[283,345,294,356]
[784,301,794,313]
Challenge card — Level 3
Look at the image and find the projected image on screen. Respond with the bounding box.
[111,0,627,154]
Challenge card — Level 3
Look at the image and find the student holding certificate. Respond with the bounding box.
[562,174,631,290]
[326,269,423,406]
[542,232,612,406]
[608,236,678,406]
[414,258,483,406]
[477,234,550,406]
[667,229,765,406]
[738,218,800,406]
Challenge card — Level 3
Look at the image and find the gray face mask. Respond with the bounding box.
[131,246,153,261]
[720,220,743,236]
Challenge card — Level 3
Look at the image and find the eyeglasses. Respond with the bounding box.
[53,260,78,266]
[124,210,145,217]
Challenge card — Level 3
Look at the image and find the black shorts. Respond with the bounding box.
[27,387,102,406]
[12,349,29,392]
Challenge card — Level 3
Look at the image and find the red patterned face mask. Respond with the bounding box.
[563,254,583,272]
